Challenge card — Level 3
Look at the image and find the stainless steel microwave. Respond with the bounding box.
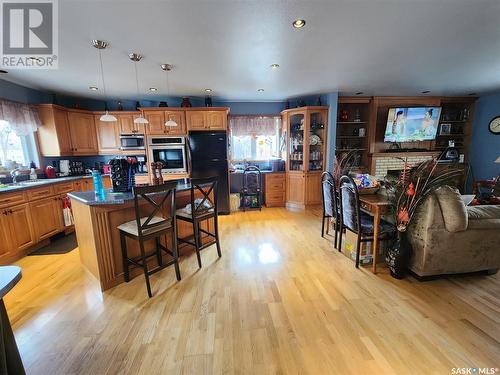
[120,134,145,151]
[148,136,187,174]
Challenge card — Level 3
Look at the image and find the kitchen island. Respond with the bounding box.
[69,181,214,291]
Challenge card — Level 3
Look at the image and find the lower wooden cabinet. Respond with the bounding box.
[265,173,286,207]
[286,171,323,208]
[286,172,306,208]
[305,172,322,205]
[30,197,64,241]
[0,203,36,264]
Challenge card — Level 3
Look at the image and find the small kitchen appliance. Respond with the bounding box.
[45,165,56,178]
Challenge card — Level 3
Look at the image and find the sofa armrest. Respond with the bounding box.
[434,186,467,232]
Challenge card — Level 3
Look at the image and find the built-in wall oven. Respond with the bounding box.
[148,136,187,174]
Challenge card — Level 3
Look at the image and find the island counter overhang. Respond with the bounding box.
[68,183,215,291]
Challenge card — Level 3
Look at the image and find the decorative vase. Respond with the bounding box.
[159,101,168,107]
[386,230,411,279]
[135,101,141,111]
[205,95,212,107]
[181,97,192,107]
[117,101,123,111]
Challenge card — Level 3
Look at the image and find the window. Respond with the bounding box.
[229,116,281,161]
[0,100,41,172]
[0,120,39,170]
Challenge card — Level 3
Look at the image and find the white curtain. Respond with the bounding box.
[229,116,281,136]
[0,99,41,136]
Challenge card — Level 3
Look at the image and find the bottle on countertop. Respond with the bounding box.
[30,168,37,180]
[92,170,105,200]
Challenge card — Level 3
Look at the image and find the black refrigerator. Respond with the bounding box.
[188,131,230,214]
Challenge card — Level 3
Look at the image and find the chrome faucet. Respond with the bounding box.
[10,169,20,184]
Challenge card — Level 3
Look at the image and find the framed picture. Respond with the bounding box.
[440,123,451,135]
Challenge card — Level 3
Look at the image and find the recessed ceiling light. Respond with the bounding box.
[89,86,98,91]
[421,90,430,94]
[205,88,213,93]
[292,19,306,28]
[257,88,265,92]
[270,63,280,69]
[0,69,7,74]
[149,87,158,92]
[355,91,364,95]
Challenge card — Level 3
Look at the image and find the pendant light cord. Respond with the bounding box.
[98,49,108,100]
[134,61,140,98]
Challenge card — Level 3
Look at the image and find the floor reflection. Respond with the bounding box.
[236,242,281,266]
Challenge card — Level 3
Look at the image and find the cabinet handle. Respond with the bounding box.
[2,210,7,215]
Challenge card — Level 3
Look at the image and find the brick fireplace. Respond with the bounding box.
[371,152,439,179]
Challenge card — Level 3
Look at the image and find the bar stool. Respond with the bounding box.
[118,182,181,298]
[176,176,221,268]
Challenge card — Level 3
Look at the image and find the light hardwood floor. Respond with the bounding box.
[4,207,500,375]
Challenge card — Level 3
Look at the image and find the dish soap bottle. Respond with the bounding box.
[30,167,37,180]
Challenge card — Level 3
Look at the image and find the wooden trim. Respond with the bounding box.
[338,96,373,104]
[280,106,328,115]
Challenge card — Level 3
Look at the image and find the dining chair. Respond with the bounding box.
[321,171,340,248]
[338,175,395,268]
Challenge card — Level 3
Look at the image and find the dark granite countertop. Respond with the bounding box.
[68,182,192,206]
[0,175,95,194]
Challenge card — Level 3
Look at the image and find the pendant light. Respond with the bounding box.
[161,63,178,127]
[92,40,117,122]
[129,53,149,124]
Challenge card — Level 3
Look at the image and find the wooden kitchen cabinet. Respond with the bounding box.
[118,113,144,134]
[37,104,73,156]
[186,109,228,131]
[265,173,286,207]
[163,111,187,135]
[67,112,99,155]
[95,115,121,154]
[186,111,206,130]
[0,203,36,264]
[144,110,187,135]
[30,197,64,241]
[206,111,227,130]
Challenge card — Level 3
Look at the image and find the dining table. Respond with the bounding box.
[0,266,25,374]
[359,194,393,274]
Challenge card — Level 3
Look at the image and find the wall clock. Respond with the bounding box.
[489,116,500,134]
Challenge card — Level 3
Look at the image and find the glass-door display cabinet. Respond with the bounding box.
[281,106,328,208]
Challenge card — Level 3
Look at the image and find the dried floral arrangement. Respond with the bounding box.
[386,157,463,232]
[332,150,362,186]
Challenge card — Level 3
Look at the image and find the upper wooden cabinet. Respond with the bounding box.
[143,109,187,135]
[37,105,99,156]
[117,113,144,134]
[67,112,98,155]
[185,109,228,131]
[37,105,73,156]
[95,115,120,154]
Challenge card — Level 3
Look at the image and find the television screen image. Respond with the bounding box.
[384,107,441,143]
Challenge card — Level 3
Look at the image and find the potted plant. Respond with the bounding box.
[385,157,463,278]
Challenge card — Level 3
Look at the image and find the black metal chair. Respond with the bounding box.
[118,181,181,298]
[338,175,395,268]
[321,171,341,248]
[176,176,221,268]
[241,166,262,211]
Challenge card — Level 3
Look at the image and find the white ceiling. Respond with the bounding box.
[2,0,500,101]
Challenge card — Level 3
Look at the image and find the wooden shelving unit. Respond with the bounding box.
[336,97,372,171]
[281,106,328,208]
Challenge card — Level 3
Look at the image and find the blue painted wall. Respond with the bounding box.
[0,79,51,103]
[470,91,500,179]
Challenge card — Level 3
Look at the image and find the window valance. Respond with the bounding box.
[0,99,41,136]
[229,115,281,137]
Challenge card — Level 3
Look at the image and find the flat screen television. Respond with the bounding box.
[384,107,441,143]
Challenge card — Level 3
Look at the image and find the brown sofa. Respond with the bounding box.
[408,185,500,277]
